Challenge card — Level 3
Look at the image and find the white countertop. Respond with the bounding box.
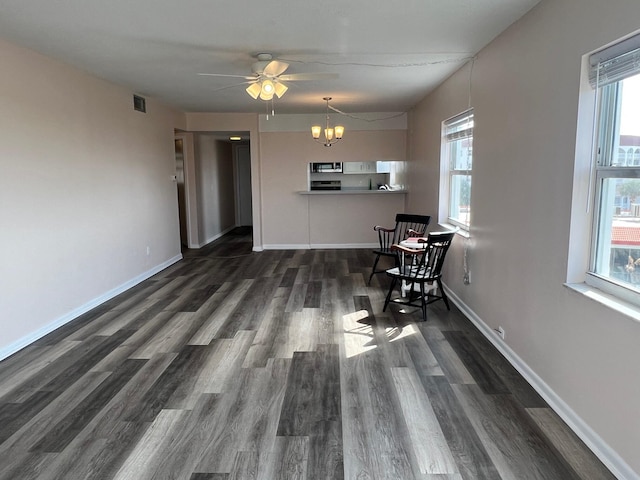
[298,189,408,195]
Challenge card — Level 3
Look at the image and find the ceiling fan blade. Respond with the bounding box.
[263,60,289,77]
[278,72,339,81]
[198,73,256,80]
[208,81,255,94]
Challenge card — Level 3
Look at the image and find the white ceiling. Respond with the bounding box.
[0,0,541,114]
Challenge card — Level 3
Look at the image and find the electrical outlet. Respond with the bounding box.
[146,246,151,256]
[496,326,505,340]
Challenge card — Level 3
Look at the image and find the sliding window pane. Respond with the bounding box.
[595,177,640,290]
[449,174,471,227]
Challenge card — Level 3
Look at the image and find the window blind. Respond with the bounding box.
[589,33,640,88]
[445,111,474,142]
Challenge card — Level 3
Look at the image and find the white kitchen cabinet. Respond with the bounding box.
[342,161,376,174]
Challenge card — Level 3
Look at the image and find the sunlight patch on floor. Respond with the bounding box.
[387,323,417,343]
[342,310,376,358]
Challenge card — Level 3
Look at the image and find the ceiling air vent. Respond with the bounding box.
[133,94,146,113]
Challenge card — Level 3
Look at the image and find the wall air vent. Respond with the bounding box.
[133,94,146,113]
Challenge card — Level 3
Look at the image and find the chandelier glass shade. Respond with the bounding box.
[311,97,344,147]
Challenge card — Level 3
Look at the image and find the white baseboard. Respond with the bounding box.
[443,284,639,480]
[262,243,377,250]
[311,243,378,249]
[262,244,310,250]
[0,254,183,362]
[197,225,237,248]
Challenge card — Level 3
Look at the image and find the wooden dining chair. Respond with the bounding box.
[368,213,431,285]
[382,230,455,321]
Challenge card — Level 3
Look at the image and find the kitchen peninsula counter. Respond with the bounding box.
[298,189,407,195]
[295,189,408,248]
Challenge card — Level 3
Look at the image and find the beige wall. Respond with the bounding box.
[259,130,409,247]
[408,1,640,477]
[0,39,185,358]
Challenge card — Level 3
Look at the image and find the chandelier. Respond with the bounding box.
[311,97,345,147]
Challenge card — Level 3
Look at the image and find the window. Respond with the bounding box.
[442,110,473,229]
[589,35,640,296]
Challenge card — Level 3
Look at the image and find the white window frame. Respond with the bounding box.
[440,109,474,231]
[585,34,640,304]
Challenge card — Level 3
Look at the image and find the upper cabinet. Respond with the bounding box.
[343,161,376,174]
[343,161,392,174]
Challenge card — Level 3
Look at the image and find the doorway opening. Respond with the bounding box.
[174,131,253,250]
[174,137,188,249]
[233,142,252,228]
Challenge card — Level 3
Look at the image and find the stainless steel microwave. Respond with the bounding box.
[310,162,342,173]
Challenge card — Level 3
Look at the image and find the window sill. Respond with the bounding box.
[564,282,640,324]
[438,222,470,238]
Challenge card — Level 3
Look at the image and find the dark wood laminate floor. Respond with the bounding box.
[0,228,616,480]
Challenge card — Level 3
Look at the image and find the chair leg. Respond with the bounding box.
[368,254,381,285]
[420,282,427,321]
[438,279,450,310]
[410,282,419,303]
[383,277,397,311]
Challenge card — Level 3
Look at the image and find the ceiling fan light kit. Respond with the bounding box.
[312,97,344,147]
[260,79,275,100]
[245,82,262,99]
[245,78,288,101]
[273,81,288,98]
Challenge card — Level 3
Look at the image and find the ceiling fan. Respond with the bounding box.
[198,53,337,101]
